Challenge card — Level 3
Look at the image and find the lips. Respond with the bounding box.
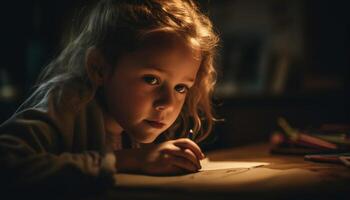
[145,120,165,129]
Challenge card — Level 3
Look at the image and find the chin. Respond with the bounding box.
[134,136,156,144]
[132,132,159,144]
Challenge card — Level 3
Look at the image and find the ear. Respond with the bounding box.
[85,47,109,86]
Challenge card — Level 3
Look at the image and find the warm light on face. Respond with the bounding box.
[103,33,201,143]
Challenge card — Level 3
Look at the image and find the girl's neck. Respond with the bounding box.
[103,110,124,136]
[95,88,123,136]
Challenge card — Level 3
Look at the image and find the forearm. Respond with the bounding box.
[0,136,116,196]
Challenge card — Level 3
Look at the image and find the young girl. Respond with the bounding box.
[0,0,219,196]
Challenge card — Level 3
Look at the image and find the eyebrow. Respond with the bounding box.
[143,66,195,83]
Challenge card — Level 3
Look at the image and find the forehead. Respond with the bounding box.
[137,31,201,61]
[116,32,201,74]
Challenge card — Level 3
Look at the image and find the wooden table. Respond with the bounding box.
[100,143,350,200]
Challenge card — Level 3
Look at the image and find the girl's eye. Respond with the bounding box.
[175,85,189,94]
[143,76,159,85]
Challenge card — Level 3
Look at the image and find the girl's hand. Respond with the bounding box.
[115,138,205,175]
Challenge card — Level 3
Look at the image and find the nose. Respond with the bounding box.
[153,85,175,112]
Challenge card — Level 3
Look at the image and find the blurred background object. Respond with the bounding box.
[1,0,349,150]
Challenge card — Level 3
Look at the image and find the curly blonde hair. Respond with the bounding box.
[36,0,219,143]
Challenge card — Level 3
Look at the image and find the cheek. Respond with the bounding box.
[108,82,152,117]
[169,97,186,119]
[125,84,152,105]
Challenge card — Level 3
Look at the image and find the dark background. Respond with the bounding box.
[1,0,349,151]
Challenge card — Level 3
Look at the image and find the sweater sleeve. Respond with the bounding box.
[0,110,116,197]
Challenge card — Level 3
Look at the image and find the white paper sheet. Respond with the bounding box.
[199,158,269,171]
[114,159,270,190]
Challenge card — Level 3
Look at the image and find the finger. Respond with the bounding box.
[171,156,198,173]
[163,147,201,169]
[183,148,201,169]
[167,165,187,176]
[167,155,199,173]
[173,138,205,160]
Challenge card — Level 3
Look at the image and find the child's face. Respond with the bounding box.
[103,36,201,143]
